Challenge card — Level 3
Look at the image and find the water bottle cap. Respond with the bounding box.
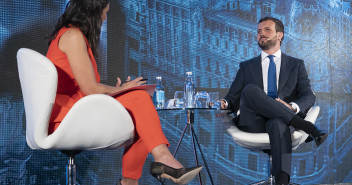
[156,76,162,80]
[186,72,192,76]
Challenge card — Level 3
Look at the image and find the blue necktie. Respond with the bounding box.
[267,55,277,98]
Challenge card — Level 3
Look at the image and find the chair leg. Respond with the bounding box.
[61,150,81,185]
[250,154,274,185]
[66,156,76,185]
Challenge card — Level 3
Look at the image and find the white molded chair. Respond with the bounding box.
[227,106,320,184]
[17,48,135,184]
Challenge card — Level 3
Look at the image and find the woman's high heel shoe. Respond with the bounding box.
[150,162,203,185]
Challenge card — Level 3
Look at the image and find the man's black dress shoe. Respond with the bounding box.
[275,171,290,185]
[312,130,328,147]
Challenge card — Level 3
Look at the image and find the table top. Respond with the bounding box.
[157,107,232,114]
[157,107,220,111]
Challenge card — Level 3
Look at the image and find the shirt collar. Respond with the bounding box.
[261,49,282,62]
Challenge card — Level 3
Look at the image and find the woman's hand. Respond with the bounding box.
[116,76,146,90]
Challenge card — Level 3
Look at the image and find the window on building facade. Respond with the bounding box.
[147,0,154,9]
[209,77,212,88]
[181,9,186,18]
[216,61,220,74]
[156,2,162,11]
[136,12,140,22]
[172,7,179,16]
[175,34,179,42]
[164,4,170,14]
[197,76,201,88]
[244,32,248,40]
[174,19,179,28]
[206,58,211,71]
[229,144,234,162]
[248,153,257,171]
[299,160,306,176]
[183,22,188,30]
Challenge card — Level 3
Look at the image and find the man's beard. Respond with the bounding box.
[258,37,277,50]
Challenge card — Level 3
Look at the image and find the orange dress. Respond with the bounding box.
[46,27,169,179]
[46,27,100,134]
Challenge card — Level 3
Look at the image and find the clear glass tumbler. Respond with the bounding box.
[208,92,220,109]
[174,91,185,108]
[195,91,210,108]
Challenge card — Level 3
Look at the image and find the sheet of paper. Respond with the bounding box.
[109,84,157,97]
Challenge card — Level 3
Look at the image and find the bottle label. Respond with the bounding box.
[156,91,165,103]
[155,90,165,109]
[184,82,195,108]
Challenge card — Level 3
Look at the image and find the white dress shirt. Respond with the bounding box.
[261,49,300,113]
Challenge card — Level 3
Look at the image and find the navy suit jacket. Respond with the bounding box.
[224,53,316,117]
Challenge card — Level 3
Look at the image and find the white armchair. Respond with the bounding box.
[227,106,320,184]
[17,48,135,184]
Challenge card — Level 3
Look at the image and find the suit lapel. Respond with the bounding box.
[278,53,294,94]
[251,55,263,89]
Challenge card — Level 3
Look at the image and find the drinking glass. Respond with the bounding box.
[208,92,220,109]
[195,91,210,108]
[174,91,185,108]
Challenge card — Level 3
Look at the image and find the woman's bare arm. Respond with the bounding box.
[58,29,145,95]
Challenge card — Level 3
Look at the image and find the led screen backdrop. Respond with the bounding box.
[1,0,352,184]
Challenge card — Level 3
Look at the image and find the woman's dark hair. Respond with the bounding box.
[48,0,110,56]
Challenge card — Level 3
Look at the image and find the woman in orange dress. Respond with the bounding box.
[46,1,202,185]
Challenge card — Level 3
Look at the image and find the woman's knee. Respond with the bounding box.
[128,90,150,97]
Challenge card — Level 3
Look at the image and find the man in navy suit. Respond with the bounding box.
[221,17,328,184]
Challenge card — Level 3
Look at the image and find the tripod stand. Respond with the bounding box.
[173,109,214,185]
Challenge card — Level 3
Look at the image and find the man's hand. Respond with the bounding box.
[220,100,228,109]
[275,98,295,112]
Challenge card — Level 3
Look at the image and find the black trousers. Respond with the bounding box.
[238,84,296,179]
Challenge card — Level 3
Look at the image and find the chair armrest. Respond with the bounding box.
[42,94,134,150]
[227,126,271,150]
[292,106,320,149]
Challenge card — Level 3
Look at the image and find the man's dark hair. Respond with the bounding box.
[258,17,284,43]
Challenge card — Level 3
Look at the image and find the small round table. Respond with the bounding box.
[157,107,231,185]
